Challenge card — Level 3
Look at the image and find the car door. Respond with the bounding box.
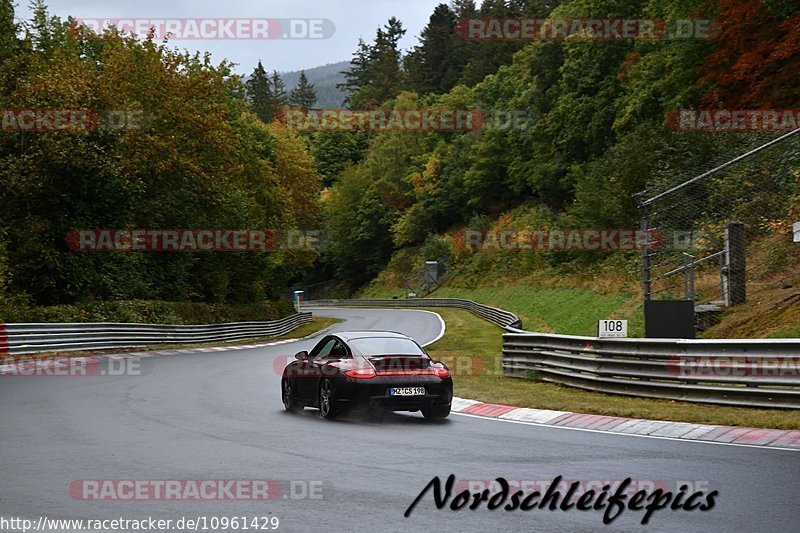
[296,336,336,401]
[308,337,352,405]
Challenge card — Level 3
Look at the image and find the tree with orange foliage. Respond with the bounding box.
[700,0,800,108]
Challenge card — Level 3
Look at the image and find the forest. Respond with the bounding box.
[0,0,798,318]
[315,0,798,289]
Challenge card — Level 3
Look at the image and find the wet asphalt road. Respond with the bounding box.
[1,308,798,533]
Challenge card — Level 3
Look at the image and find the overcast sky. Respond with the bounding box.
[17,0,446,74]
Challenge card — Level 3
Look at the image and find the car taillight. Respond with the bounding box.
[433,363,450,379]
[345,368,376,379]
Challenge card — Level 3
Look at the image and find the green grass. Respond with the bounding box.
[360,283,644,337]
[273,316,341,340]
[772,325,800,338]
[422,307,800,430]
[435,286,642,336]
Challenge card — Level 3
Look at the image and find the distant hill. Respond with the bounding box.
[281,61,351,109]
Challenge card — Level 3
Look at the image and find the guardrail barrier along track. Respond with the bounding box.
[503,332,800,409]
[7,296,798,409]
[0,313,312,356]
[302,298,522,330]
[306,298,800,409]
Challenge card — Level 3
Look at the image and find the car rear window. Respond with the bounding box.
[348,337,426,356]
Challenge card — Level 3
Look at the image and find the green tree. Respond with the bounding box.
[458,0,526,86]
[289,71,317,111]
[0,0,17,63]
[405,4,463,95]
[309,130,369,186]
[0,0,24,99]
[338,38,371,108]
[339,17,407,109]
[246,60,279,122]
[323,165,395,288]
[270,70,287,107]
[26,0,58,58]
[369,17,407,106]
[0,7,321,305]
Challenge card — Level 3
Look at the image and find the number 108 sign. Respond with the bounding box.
[598,319,627,338]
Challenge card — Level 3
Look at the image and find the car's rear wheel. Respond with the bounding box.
[422,404,450,420]
[282,377,302,413]
[319,379,338,419]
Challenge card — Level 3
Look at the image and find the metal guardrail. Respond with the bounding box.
[0,313,312,355]
[306,297,799,409]
[503,332,800,409]
[302,298,522,330]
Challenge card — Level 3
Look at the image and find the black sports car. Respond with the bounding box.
[281,331,453,419]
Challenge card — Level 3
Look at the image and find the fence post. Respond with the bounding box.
[640,205,651,301]
[725,222,746,305]
[683,253,696,300]
[719,251,728,306]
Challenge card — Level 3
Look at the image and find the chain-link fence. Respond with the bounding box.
[638,128,800,309]
[402,255,451,298]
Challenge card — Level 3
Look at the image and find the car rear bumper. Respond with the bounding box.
[337,376,453,411]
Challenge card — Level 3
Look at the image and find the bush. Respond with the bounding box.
[419,234,452,263]
[0,299,296,324]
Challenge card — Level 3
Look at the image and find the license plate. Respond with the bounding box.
[390,387,425,396]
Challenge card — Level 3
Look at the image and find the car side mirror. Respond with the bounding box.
[295,351,309,361]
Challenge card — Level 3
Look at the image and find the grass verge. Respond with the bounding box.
[361,279,643,337]
[422,307,800,430]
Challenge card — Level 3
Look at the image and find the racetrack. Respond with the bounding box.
[1,308,797,533]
